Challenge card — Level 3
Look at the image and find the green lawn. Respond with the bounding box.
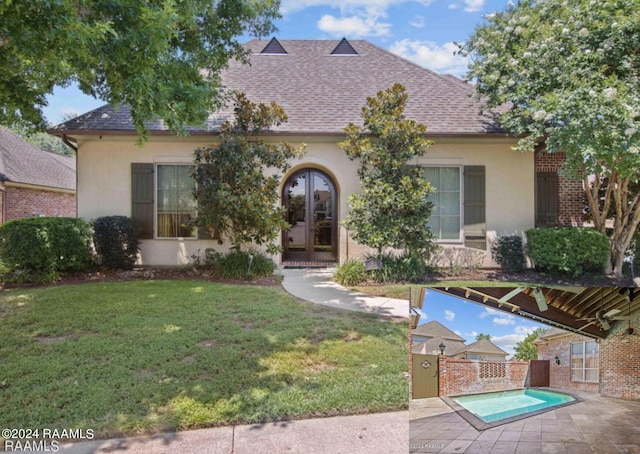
[0,281,407,439]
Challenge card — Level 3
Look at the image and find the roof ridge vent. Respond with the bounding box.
[331,38,358,55]
[261,37,287,54]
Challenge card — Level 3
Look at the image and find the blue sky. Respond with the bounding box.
[416,289,548,359]
[43,0,509,124]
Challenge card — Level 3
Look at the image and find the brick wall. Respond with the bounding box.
[600,319,640,401]
[535,150,583,226]
[438,356,529,396]
[535,333,599,393]
[3,186,76,223]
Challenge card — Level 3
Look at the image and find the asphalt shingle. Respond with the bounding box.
[51,39,502,136]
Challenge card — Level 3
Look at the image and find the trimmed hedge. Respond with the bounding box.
[525,227,609,277]
[0,217,93,282]
[491,235,526,273]
[92,216,140,270]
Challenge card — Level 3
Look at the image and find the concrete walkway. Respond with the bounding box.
[58,411,409,454]
[281,267,409,319]
[55,268,410,453]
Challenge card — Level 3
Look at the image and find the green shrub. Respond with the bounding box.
[491,236,526,273]
[192,248,275,279]
[0,217,93,282]
[92,216,140,270]
[525,227,609,277]
[365,251,432,283]
[427,246,485,276]
[334,259,367,286]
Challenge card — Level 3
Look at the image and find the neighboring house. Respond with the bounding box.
[411,320,507,360]
[534,323,640,400]
[49,38,583,266]
[0,126,76,224]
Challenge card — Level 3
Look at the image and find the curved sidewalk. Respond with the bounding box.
[281,268,409,319]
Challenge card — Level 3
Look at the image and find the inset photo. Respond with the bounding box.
[410,287,640,453]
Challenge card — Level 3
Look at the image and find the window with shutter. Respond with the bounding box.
[463,166,486,250]
[131,163,154,239]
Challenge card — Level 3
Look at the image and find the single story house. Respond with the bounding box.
[412,320,508,360]
[49,38,583,266]
[0,126,76,223]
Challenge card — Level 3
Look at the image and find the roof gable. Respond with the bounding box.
[260,37,287,54]
[330,38,358,55]
[461,338,508,356]
[412,320,467,342]
[51,39,503,136]
[0,126,75,191]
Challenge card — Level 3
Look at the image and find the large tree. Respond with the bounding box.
[513,328,547,361]
[461,0,640,276]
[192,93,305,253]
[0,1,280,135]
[340,83,435,259]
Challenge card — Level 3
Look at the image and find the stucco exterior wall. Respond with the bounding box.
[75,134,532,266]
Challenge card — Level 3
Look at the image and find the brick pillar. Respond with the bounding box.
[438,355,447,397]
[535,150,583,226]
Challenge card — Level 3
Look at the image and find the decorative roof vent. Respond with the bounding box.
[330,38,358,55]
[260,37,287,54]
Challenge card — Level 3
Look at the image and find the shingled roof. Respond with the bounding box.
[51,39,502,136]
[0,126,75,191]
[458,338,509,357]
[412,320,467,343]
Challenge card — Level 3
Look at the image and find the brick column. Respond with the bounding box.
[535,150,583,226]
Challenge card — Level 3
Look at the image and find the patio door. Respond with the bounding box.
[282,169,337,262]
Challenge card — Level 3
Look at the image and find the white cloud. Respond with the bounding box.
[493,315,516,326]
[281,0,435,15]
[444,309,456,321]
[61,107,81,120]
[410,15,426,28]
[388,39,468,76]
[317,13,391,37]
[478,307,499,319]
[448,3,460,10]
[454,330,462,336]
[463,0,486,12]
[515,325,536,335]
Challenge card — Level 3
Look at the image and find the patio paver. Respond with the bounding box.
[410,390,640,454]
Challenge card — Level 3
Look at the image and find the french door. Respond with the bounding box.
[282,169,337,262]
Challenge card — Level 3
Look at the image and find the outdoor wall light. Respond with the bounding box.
[555,356,561,365]
[439,342,446,355]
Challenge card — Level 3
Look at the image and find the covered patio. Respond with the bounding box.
[410,390,640,453]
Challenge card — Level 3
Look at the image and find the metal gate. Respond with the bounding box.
[529,360,550,387]
[411,354,439,398]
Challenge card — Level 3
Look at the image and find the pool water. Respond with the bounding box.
[451,389,575,423]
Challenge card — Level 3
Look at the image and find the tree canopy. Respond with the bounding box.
[475,333,492,341]
[340,83,435,258]
[192,93,305,253]
[0,1,280,135]
[513,327,547,361]
[461,0,640,276]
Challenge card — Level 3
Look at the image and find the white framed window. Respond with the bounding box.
[156,164,196,238]
[571,340,599,383]
[422,166,462,241]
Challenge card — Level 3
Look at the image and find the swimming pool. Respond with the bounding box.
[443,388,580,430]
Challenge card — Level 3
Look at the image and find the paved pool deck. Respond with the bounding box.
[410,390,640,453]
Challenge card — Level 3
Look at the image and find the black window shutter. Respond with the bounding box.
[535,172,559,226]
[463,165,486,250]
[131,163,154,239]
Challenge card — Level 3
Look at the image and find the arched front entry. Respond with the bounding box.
[282,169,338,262]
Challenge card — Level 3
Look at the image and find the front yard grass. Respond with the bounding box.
[0,281,407,439]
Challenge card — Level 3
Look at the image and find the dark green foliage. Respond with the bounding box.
[333,260,367,286]
[525,228,609,277]
[0,0,280,136]
[0,217,92,282]
[192,93,305,254]
[366,252,432,284]
[92,216,140,270]
[340,84,435,257]
[491,235,526,273]
[191,248,276,280]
